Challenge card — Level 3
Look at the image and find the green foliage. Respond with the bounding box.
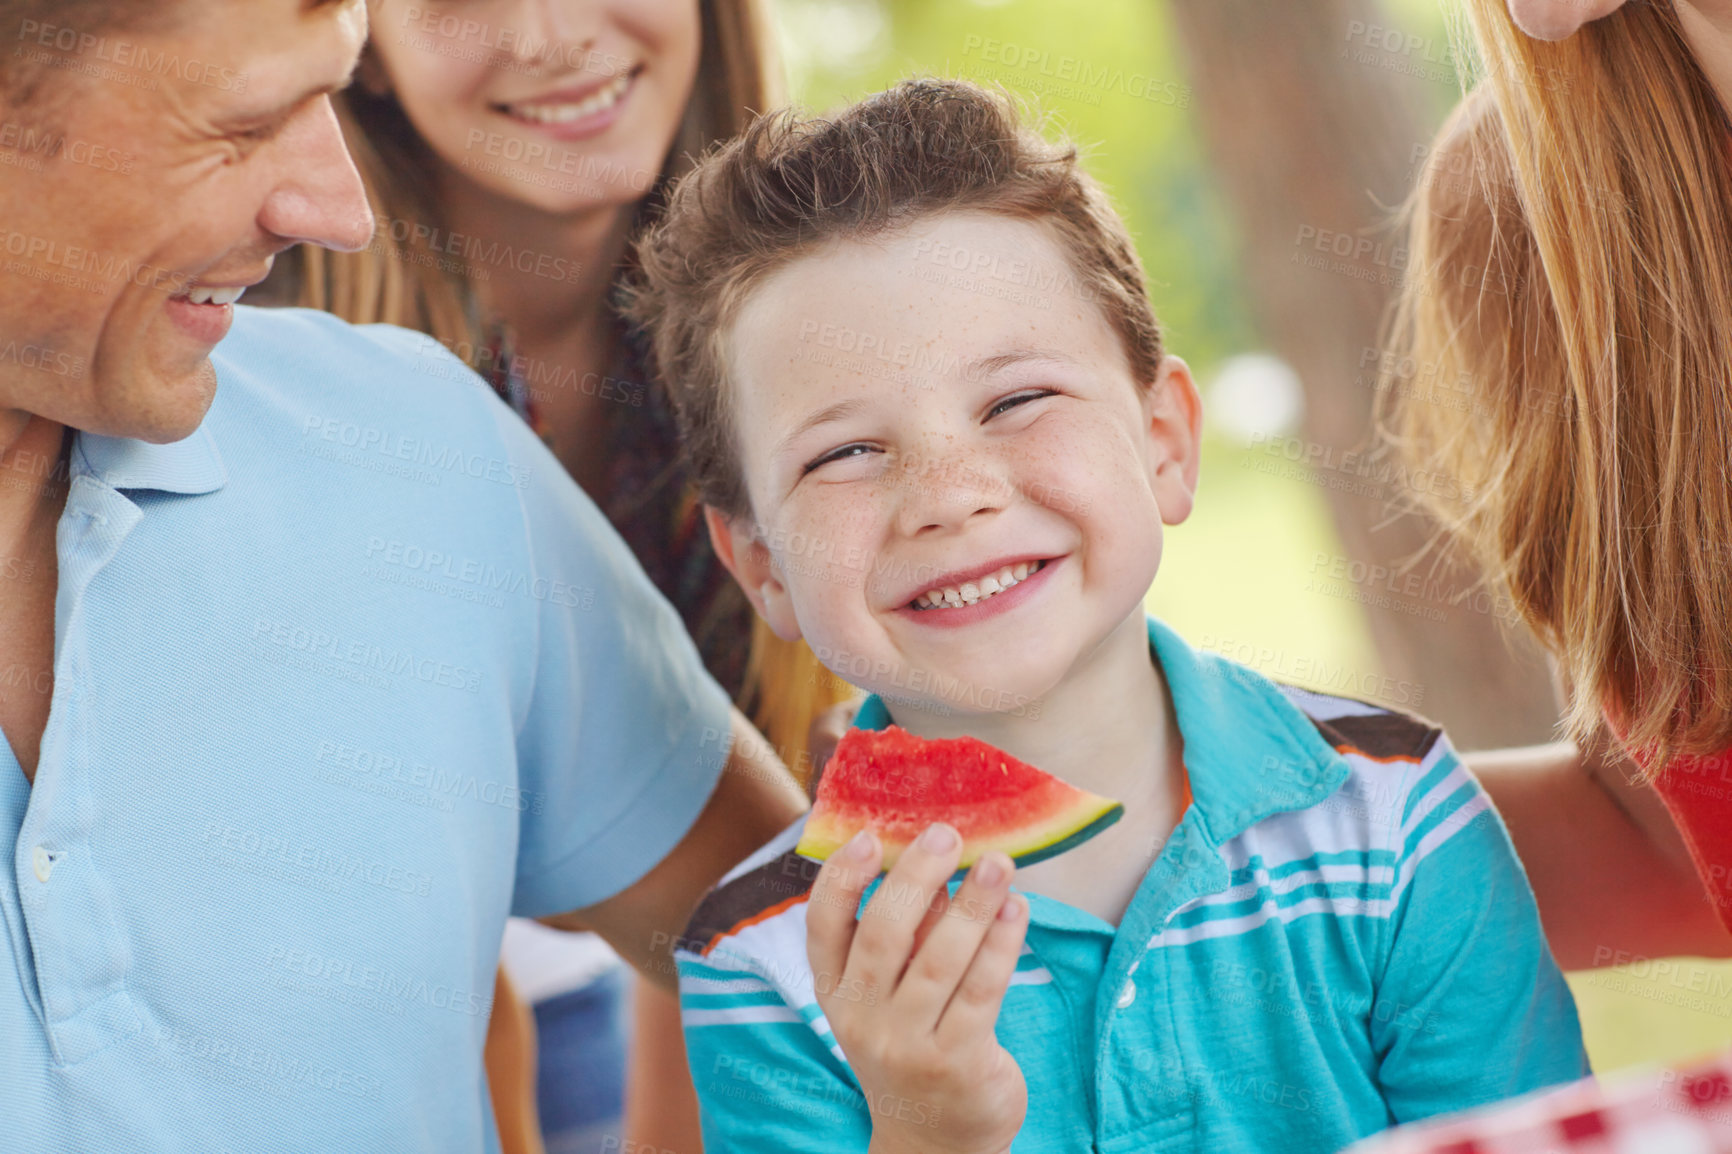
[771,0,1255,373]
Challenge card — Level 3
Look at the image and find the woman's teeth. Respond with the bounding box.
[184,285,246,306]
[504,71,633,124]
[912,561,1044,611]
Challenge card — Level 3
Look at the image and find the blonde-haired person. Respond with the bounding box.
[1356,0,1732,1147]
[275,3,848,1152]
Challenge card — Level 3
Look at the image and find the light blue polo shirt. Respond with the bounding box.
[0,307,734,1151]
[675,618,1587,1154]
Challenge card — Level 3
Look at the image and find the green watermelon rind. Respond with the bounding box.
[795,795,1126,873]
[1002,801,1124,869]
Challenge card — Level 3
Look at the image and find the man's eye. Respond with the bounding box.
[236,122,283,144]
[226,114,292,150]
[986,389,1055,420]
[802,443,877,475]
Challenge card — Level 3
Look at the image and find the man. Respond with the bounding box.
[0,1,804,1149]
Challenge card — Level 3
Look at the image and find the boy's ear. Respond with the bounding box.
[703,506,804,643]
[1142,354,1204,527]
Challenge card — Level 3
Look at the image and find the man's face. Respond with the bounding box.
[0,0,374,442]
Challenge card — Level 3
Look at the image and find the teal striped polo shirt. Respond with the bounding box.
[674,617,1587,1153]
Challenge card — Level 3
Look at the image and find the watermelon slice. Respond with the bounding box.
[795,725,1124,872]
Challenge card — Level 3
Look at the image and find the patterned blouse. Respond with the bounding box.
[479,318,753,702]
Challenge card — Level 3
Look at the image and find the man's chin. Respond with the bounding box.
[91,359,219,444]
[146,360,220,443]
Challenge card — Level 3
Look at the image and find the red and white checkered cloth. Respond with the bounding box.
[1346,1048,1732,1153]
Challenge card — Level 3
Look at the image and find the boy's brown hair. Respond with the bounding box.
[625,77,1164,521]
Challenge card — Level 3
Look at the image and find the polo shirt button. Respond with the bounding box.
[1116,979,1137,1010]
[31,846,54,883]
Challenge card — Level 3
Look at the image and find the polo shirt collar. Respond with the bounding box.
[851,616,1346,849]
[1144,616,1346,844]
[73,423,228,495]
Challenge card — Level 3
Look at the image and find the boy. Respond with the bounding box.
[627,78,1587,1154]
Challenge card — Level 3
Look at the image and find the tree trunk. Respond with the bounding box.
[1165,0,1558,747]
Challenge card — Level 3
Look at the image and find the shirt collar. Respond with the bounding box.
[851,616,1346,848]
[73,423,228,495]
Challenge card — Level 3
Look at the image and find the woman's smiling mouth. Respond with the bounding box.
[493,67,639,128]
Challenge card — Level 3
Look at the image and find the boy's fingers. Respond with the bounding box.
[893,852,1015,1029]
[907,883,953,964]
[934,889,1028,1049]
[846,823,965,992]
[806,830,881,986]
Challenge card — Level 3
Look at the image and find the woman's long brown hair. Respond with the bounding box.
[1387,0,1732,769]
[301,0,852,781]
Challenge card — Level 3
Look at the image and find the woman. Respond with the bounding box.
[1388,0,1732,962]
[1356,0,1732,1144]
[284,2,848,1150]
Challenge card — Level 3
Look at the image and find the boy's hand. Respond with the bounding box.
[807,822,1028,1154]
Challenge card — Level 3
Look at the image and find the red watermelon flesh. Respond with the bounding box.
[796,725,1124,871]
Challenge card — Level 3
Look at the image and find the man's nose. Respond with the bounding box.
[257,96,375,254]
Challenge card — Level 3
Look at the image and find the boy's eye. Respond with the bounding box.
[802,442,879,475]
[985,389,1056,420]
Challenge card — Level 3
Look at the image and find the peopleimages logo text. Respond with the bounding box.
[301,416,533,489]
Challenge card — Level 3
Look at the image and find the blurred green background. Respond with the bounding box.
[768,0,1732,1076]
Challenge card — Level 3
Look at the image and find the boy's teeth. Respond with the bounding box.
[912,560,1044,610]
[185,285,246,306]
[507,72,633,124]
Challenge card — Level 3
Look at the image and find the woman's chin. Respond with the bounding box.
[469,155,663,218]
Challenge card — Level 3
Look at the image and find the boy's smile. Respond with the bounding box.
[712,211,1203,732]
[901,555,1055,624]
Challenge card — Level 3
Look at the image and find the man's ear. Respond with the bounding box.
[704,506,803,642]
[1142,355,1204,527]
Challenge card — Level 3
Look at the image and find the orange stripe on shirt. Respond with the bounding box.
[1330,743,1424,766]
[703,893,811,957]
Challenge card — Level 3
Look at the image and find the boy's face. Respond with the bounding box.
[711,211,1202,716]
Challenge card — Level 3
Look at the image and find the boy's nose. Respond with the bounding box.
[907,502,999,537]
[891,453,1011,536]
